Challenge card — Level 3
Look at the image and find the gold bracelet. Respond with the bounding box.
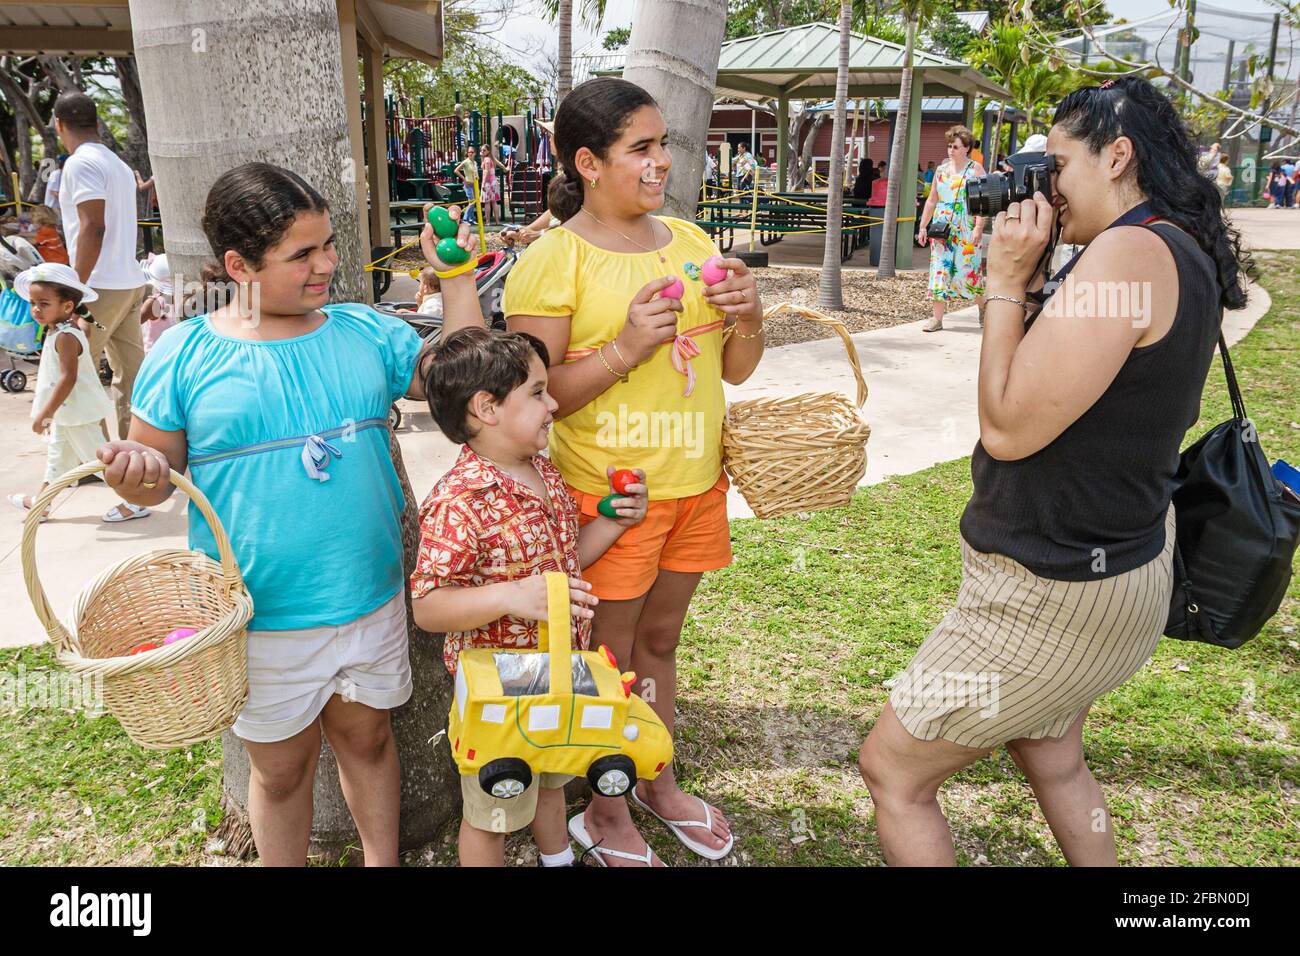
[729,321,764,340]
[596,344,629,383]
[609,339,634,376]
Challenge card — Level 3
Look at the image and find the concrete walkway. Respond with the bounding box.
[0,211,1282,648]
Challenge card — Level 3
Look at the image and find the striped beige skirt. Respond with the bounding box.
[890,507,1176,750]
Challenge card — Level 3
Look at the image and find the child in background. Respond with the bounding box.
[415,266,442,319]
[137,253,178,351]
[411,327,648,867]
[6,263,137,522]
[28,206,69,265]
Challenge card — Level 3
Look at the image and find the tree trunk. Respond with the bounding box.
[817,0,851,311]
[621,0,728,220]
[129,0,455,862]
[16,113,33,198]
[557,0,573,101]
[877,17,917,279]
[794,112,827,189]
[113,57,152,179]
[0,64,59,166]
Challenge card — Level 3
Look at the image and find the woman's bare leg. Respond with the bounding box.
[1006,707,1118,866]
[858,702,990,865]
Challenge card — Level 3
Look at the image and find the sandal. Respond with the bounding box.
[567,809,665,868]
[8,493,49,523]
[103,502,151,523]
[630,784,734,861]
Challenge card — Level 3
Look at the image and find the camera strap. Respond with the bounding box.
[1029,200,1159,307]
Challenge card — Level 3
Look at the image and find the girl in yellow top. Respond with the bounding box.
[505,77,765,866]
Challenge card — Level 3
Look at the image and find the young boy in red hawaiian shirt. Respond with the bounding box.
[411,327,647,867]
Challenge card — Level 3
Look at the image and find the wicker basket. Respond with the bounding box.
[21,460,254,750]
[722,303,870,519]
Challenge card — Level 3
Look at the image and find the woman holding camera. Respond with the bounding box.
[859,76,1247,865]
[917,125,987,332]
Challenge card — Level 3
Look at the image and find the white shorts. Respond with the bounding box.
[44,420,105,484]
[232,591,413,743]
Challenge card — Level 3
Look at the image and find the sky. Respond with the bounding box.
[481,0,1296,92]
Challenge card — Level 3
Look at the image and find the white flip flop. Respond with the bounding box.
[629,785,734,861]
[567,809,665,868]
[8,493,48,523]
[103,503,151,523]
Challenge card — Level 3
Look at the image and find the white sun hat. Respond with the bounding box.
[140,253,173,297]
[13,262,98,304]
[1015,133,1049,155]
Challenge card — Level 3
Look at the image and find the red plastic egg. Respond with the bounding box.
[610,469,638,495]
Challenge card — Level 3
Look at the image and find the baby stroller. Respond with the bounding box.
[373,249,516,342]
[0,233,44,393]
[374,250,516,431]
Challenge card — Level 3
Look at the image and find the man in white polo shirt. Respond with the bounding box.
[53,92,147,441]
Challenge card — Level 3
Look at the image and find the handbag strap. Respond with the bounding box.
[1216,332,1248,422]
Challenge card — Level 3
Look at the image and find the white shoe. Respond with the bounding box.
[103,503,151,523]
[8,493,48,523]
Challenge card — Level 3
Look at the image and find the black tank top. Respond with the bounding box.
[960,223,1223,580]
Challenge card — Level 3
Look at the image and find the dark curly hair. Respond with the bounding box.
[1052,76,1249,311]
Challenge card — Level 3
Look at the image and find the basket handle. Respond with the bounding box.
[753,302,868,408]
[20,459,246,655]
[535,571,573,697]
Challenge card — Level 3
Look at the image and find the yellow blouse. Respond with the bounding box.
[502,216,726,500]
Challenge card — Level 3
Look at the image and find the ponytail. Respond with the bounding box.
[547,172,584,223]
[199,260,233,309]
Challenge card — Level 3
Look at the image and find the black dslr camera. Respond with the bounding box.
[965,152,1056,217]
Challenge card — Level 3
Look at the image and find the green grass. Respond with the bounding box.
[1,254,1296,866]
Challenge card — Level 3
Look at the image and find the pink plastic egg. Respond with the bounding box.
[701,256,729,286]
[164,627,198,645]
[661,277,685,300]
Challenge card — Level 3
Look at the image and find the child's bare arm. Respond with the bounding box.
[413,576,596,633]
[577,469,648,568]
[578,518,624,569]
[31,333,81,431]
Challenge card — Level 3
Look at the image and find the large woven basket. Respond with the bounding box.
[723,303,870,519]
[21,461,254,750]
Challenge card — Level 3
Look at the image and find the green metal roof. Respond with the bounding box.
[599,21,1009,101]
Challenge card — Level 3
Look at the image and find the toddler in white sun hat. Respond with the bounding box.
[6,262,148,523]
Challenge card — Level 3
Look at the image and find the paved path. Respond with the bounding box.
[0,212,1281,647]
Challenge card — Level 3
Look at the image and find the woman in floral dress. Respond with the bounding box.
[917,125,987,332]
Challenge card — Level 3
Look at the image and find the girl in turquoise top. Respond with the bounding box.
[97,163,484,866]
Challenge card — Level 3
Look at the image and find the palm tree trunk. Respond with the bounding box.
[129,0,456,862]
[558,0,573,101]
[621,0,728,220]
[877,17,917,279]
[817,0,851,310]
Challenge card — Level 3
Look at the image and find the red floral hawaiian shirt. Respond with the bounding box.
[412,445,590,674]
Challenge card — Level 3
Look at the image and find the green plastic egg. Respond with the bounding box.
[435,236,470,265]
[597,493,621,519]
[426,205,457,238]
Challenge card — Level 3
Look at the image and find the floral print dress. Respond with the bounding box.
[927,159,985,300]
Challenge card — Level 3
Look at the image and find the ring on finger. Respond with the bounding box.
[142,480,157,489]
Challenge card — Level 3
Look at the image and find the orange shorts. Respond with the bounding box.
[570,473,733,601]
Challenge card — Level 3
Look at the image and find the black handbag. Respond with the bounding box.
[926,220,952,241]
[1165,334,1300,648]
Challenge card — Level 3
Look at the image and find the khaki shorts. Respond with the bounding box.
[460,772,573,833]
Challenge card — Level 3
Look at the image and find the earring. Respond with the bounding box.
[590,178,597,188]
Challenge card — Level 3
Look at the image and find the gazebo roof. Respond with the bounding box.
[0,0,445,65]
[596,21,1009,101]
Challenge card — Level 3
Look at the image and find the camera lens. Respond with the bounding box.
[966,173,1010,218]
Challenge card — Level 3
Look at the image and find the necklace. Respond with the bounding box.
[580,207,667,263]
